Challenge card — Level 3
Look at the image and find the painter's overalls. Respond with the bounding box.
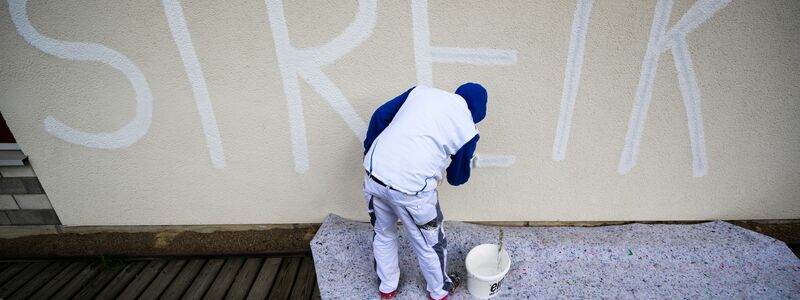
[363,86,479,299]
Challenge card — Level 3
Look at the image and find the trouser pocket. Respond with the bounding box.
[417,218,441,248]
[404,201,442,248]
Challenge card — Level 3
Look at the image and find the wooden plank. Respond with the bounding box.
[267,257,301,300]
[28,261,89,300]
[0,143,21,150]
[49,262,102,300]
[70,262,126,299]
[0,150,26,166]
[0,256,322,300]
[93,261,148,300]
[159,259,206,300]
[311,283,321,300]
[205,258,245,300]
[245,258,282,300]
[7,261,70,300]
[0,261,51,298]
[116,259,167,300]
[224,258,263,300]
[288,257,315,300]
[137,259,187,300]
[0,263,29,286]
[180,258,225,300]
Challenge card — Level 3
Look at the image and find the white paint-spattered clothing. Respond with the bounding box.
[364,86,478,195]
[364,175,451,299]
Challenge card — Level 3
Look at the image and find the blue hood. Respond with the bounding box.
[455,82,487,123]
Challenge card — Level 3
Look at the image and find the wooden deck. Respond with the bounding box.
[0,254,320,300]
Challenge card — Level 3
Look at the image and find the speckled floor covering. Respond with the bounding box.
[311,214,800,299]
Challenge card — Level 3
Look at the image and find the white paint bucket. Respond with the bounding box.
[465,244,511,299]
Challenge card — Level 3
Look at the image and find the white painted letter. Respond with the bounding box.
[8,0,153,149]
[411,0,517,86]
[553,0,593,161]
[619,0,730,177]
[266,0,373,173]
[163,0,227,169]
[410,0,517,169]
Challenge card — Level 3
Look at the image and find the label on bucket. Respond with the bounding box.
[489,279,504,296]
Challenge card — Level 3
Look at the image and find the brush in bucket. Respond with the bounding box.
[465,229,511,299]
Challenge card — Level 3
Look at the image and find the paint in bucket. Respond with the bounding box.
[465,244,511,299]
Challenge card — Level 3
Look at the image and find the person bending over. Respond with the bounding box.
[362,83,487,300]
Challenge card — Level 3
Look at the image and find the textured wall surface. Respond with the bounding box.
[0,0,798,225]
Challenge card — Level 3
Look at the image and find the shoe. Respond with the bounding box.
[448,272,463,293]
[429,272,462,300]
[379,290,396,299]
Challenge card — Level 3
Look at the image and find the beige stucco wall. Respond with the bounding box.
[0,0,798,225]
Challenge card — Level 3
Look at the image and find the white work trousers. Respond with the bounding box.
[363,175,452,299]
